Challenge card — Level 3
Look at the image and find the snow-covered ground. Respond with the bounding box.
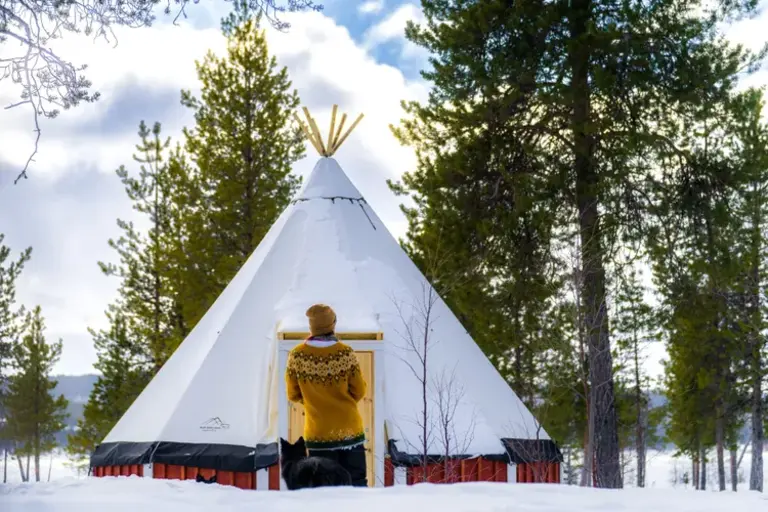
[3,474,768,512]
[1,449,767,512]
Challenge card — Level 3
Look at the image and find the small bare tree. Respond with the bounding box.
[508,396,565,484]
[391,279,441,481]
[432,367,476,482]
[389,230,481,483]
[388,223,476,482]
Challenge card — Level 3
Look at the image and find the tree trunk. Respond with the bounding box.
[25,453,30,483]
[47,452,53,482]
[513,307,524,403]
[418,292,434,484]
[3,447,7,484]
[33,430,40,483]
[583,393,596,487]
[619,441,624,483]
[716,415,726,491]
[634,336,645,488]
[569,0,620,490]
[16,454,25,482]
[574,263,591,489]
[748,183,764,492]
[693,456,699,490]
[730,446,737,491]
[636,426,646,488]
[750,374,764,491]
[579,335,592,487]
[701,447,707,491]
[737,440,749,471]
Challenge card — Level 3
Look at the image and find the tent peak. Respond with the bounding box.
[293,105,364,157]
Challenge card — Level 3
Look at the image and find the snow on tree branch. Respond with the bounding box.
[0,0,322,185]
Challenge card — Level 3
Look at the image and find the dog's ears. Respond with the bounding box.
[195,473,217,484]
[279,437,305,450]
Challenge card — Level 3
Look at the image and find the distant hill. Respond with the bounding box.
[1,373,98,448]
[55,374,99,404]
[52,374,98,446]
[640,390,750,448]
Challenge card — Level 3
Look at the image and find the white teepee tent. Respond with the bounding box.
[90,106,561,488]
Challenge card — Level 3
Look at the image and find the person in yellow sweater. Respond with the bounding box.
[285,304,368,486]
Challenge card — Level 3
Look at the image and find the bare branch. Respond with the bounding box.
[1,0,322,183]
[387,234,484,483]
[432,366,476,482]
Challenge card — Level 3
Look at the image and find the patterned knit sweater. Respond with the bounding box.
[285,338,367,450]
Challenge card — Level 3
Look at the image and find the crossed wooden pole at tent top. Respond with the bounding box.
[293,105,364,157]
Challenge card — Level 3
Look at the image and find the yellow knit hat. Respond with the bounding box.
[306,304,337,336]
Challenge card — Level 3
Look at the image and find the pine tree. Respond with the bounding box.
[387,36,565,412]
[612,266,659,487]
[661,284,718,489]
[391,0,761,488]
[70,6,307,455]
[174,4,304,329]
[650,90,750,491]
[535,298,589,470]
[729,88,768,492]
[0,235,31,483]
[3,306,69,482]
[69,121,186,460]
[101,121,188,372]
[67,314,150,461]
[0,236,31,402]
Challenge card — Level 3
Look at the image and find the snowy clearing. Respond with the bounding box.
[2,475,768,512]
[1,449,766,511]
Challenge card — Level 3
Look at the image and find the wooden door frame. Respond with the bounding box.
[277,334,385,488]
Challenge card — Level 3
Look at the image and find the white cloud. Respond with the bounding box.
[724,4,768,107]
[0,168,136,376]
[0,10,426,375]
[362,3,429,65]
[0,22,226,180]
[364,4,421,45]
[722,2,768,53]
[359,0,385,15]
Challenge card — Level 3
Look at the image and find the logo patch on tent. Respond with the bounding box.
[199,417,230,431]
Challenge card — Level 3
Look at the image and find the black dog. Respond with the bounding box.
[279,436,352,490]
[195,473,217,484]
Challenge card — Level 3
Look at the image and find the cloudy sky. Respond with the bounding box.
[0,1,766,378]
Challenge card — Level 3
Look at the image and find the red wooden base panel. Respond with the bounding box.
[408,458,507,484]
[94,459,560,488]
[383,457,560,486]
[93,465,143,477]
[516,462,561,483]
[92,464,282,490]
